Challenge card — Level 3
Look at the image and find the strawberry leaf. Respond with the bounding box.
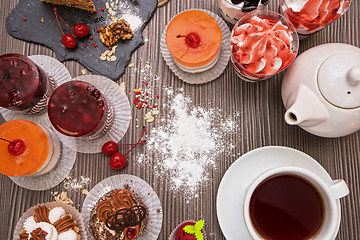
[194,220,205,231]
[194,230,204,240]
[183,225,196,234]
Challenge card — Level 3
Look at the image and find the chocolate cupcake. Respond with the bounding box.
[88,189,149,239]
[18,204,81,240]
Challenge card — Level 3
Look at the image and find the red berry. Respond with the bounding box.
[109,152,127,170]
[102,141,118,155]
[62,34,77,49]
[101,7,104,11]
[7,139,26,156]
[73,23,89,38]
[126,228,137,239]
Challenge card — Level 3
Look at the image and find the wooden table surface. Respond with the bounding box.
[1,0,359,239]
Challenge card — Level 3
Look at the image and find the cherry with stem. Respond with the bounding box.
[0,138,26,156]
[106,126,147,170]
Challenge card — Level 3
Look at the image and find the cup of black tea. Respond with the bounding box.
[243,166,349,240]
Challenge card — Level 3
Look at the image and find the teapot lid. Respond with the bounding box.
[317,52,360,109]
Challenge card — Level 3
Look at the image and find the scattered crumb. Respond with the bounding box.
[40,17,44,23]
[81,69,87,75]
[52,191,74,205]
[133,87,142,92]
[120,82,126,92]
[82,189,89,195]
[128,63,135,68]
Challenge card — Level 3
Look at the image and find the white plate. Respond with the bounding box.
[216,146,341,240]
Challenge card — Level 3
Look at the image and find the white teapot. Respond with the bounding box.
[281,43,360,138]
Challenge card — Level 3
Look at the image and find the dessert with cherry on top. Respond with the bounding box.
[0,119,60,176]
[166,10,222,73]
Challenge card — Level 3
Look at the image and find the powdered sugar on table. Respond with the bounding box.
[137,88,242,199]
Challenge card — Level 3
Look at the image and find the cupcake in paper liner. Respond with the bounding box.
[169,220,207,240]
[13,202,87,240]
[81,174,163,240]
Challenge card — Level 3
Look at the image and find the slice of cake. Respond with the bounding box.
[41,0,96,12]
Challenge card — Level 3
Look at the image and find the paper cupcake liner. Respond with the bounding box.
[160,9,231,84]
[0,55,71,123]
[169,220,208,240]
[13,202,87,240]
[9,136,77,191]
[81,174,163,240]
[54,75,131,154]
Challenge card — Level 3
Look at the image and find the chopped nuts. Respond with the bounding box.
[100,45,118,62]
[99,18,133,47]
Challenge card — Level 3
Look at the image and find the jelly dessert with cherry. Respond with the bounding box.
[0,119,61,176]
[166,10,222,73]
[231,10,298,81]
[0,53,53,113]
[48,80,113,138]
[280,0,352,38]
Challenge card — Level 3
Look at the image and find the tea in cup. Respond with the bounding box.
[243,166,349,240]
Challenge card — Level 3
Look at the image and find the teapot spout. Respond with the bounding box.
[284,84,329,127]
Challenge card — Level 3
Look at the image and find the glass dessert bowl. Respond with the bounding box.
[48,80,113,139]
[230,10,299,82]
[218,0,269,25]
[0,53,53,114]
[0,119,61,176]
[280,0,352,39]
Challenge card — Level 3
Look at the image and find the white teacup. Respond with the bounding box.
[243,166,349,240]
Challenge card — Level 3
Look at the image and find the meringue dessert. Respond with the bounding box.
[19,205,80,240]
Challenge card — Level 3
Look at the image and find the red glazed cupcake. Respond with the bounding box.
[0,53,53,113]
[48,80,113,139]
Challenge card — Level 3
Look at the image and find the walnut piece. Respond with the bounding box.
[99,19,133,47]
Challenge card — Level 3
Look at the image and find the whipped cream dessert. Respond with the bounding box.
[231,15,297,79]
[19,205,79,240]
[281,0,351,35]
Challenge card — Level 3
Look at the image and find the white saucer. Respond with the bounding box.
[216,146,342,240]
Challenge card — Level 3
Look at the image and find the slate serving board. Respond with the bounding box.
[6,0,157,81]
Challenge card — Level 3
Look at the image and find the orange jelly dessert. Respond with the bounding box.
[166,10,222,73]
[0,119,60,176]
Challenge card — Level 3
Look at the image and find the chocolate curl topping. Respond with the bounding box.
[53,215,76,233]
[105,205,147,232]
[33,206,50,223]
[29,228,48,240]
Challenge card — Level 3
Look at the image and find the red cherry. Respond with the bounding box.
[109,152,127,170]
[185,32,201,48]
[7,139,26,156]
[175,222,197,240]
[102,141,118,155]
[62,34,77,49]
[176,33,201,48]
[126,228,137,239]
[73,23,89,38]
